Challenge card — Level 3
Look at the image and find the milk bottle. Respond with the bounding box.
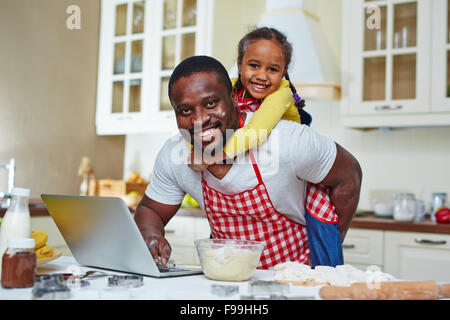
[0,188,31,275]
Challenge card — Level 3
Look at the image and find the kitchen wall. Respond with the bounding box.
[0,0,125,198]
[124,0,450,210]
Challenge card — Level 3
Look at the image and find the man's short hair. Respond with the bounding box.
[168,55,233,99]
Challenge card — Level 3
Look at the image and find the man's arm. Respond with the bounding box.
[319,143,362,241]
[134,194,180,266]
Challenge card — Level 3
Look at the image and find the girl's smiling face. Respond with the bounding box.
[238,38,286,100]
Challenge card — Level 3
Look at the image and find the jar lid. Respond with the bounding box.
[6,238,35,249]
[12,188,31,197]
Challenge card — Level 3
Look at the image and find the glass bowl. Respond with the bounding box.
[194,239,264,281]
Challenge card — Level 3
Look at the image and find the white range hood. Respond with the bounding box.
[240,0,341,101]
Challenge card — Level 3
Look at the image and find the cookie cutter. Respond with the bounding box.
[107,275,144,288]
[32,274,71,300]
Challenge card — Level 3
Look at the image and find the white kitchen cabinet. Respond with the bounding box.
[343,228,450,282]
[431,0,450,112]
[342,228,384,271]
[96,0,213,135]
[341,0,450,128]
[384,231,450,282]
[31,216,71,257]
[164,215,210,266]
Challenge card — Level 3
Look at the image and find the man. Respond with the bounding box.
[134,56,362,269]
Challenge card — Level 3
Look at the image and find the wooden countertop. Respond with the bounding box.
[3,200,449,235]
[176,208,450,235]
[175,208,450,235]
[0,198,51,217]
[349,211,450,234]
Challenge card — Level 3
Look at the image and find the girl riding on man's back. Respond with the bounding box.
[191,27,343,268]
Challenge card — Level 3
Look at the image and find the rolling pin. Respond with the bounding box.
[320,281,450,300]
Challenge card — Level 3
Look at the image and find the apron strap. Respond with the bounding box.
[237,112,264,185]
[237,111,244,128]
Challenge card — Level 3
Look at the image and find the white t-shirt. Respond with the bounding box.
[145,113,337,225]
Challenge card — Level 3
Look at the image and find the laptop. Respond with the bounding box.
[41,194,203,278]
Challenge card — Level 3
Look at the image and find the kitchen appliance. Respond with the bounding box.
[41,194,202,278]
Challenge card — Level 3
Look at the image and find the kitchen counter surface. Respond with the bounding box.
[0,256,321,300]
[3,200,449,235]
[350,211,450,234]
[3,256,449,301]
[175,208,450,235]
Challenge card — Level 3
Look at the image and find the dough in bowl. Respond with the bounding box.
[201,246,260,281]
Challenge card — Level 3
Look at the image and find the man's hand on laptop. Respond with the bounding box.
[145,234,172,266]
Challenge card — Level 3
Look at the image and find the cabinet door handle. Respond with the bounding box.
[342,244,355,249]
[165,229,175,234]
[374,105,402,111]
[414,238,447,245]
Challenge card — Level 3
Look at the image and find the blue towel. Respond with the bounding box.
[305,210,344,268]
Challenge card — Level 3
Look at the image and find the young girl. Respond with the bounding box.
[190,27,343,268]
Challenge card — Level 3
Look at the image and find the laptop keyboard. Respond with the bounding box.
[157,263,189,273]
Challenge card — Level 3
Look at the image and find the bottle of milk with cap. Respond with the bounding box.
[0,188,31,274]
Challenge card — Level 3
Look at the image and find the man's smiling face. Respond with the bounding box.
[170,71,239,153]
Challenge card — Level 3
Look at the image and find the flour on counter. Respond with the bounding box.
[274,262,395,286]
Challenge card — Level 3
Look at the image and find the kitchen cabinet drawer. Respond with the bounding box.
[342,228,384,267]
[384,231,450,282]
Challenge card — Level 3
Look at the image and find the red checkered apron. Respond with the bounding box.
[236,89,338,225]
[201,114,310,269]
[305,184,338,224]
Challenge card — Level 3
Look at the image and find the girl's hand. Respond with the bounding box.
[188,150,209,172]
[187,150,228,172]
[188,161,209,173]
[203,151,227,165]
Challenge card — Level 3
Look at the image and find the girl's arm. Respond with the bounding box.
[223,80,300,158]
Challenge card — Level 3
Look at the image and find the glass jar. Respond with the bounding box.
[1,238,36,288]
[0,188,31,258]
[393,193,416,221]
[431,192,448,223]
